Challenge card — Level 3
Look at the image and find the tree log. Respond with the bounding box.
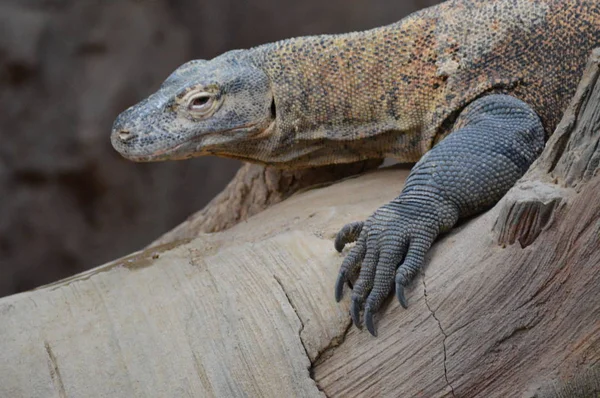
[2,52,600,398]
[151,160,383,246]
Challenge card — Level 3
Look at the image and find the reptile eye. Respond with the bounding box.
[187,92,215,116]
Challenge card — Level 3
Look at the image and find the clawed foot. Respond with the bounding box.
[334,202,440,336]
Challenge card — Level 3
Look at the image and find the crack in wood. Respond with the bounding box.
[272,275,330,397]
[422,275,456,398]
[44,341,67,398]
[312,318,353,369]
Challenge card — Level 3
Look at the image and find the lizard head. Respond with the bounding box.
[111,52,275,162]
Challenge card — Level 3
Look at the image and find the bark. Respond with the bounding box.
[1,52,600,398]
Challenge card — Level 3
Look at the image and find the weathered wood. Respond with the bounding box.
[0,167,408,398]
[494,48,600,248]
[151,159,382,246]
[314,173,600,397]
[2,51,600,398]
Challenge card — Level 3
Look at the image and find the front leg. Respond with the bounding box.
[335,95,546,336]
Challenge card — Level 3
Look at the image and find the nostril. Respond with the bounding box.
[118,130,136,142]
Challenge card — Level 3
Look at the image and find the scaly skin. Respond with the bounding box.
[336,94,545,334]
[111,0,600,335]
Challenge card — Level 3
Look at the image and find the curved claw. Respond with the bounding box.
[396,281,408,309]
[335,272,346,302]
[350,298,362,328]
[334,234,346,253]
[364,307,377,337]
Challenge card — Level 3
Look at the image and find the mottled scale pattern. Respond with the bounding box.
[243,0,600,166]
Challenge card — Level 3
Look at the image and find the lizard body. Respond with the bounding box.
[111,0,600,335]
[113,0,598,166]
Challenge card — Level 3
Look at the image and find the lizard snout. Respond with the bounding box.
[111,113,139,144]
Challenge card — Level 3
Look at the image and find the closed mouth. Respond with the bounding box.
[129,121,266,161]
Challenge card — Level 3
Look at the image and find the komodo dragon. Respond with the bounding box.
[111,0,600,336]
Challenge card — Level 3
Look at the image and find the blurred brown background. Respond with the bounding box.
[0,0,439,297]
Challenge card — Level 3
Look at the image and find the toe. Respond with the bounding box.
[364,241,407,314]
[334,221,364,252]
[394,237,431,307]
[334,232,367,301]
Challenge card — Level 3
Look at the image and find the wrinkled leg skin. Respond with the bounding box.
[335,95,546,336]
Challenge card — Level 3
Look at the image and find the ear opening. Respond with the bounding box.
[270,97,277,120]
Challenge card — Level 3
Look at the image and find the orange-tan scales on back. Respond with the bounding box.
[111,0,600,335]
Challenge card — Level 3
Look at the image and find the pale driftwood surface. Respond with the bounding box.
[1,170,598,397]
[2,57,600,398]
[0,167,407,398]
[151,159,382,245]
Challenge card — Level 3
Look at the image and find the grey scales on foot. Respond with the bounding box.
[335,95,545,335]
